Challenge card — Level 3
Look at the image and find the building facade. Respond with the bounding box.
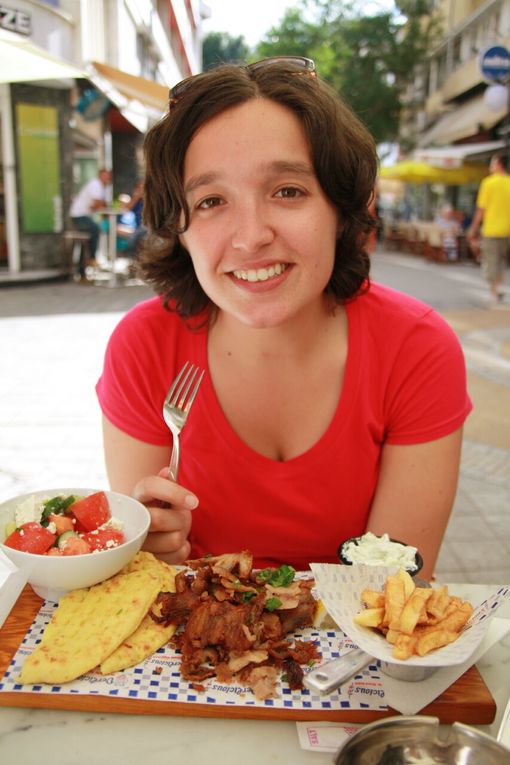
[396,0,509,217]
[0,0,206,278]
[403,0,509,154]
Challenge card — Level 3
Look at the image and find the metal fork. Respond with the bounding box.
[163,361,205,481]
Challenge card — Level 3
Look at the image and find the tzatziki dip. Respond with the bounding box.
[340,532,419,572]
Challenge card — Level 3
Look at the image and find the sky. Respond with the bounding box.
[201,1,397,48]
[201,0,300,48]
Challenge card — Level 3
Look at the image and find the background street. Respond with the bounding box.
[1,248,509,584]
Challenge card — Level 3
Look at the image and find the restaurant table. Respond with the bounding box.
[97,207,126,283]
[1,582,509,764]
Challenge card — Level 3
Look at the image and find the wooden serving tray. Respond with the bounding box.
[0,587,496,724]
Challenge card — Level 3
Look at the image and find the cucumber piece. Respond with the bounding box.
[57,530,78,549]
[4,520,17,538]
[41,494,78,523]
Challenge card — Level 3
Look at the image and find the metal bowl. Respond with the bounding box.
[379,661,438,682]
[334,715,510,764]
[338,535,424,576]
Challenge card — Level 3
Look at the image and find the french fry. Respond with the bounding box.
[385,628,400,644]
[392,633,417,660]
[399,588,432,635]
[353,607,384,628]
[420,601,473,635]
[396,568,415,600]
[416,629,459,656]
[426,585,450,619]
[352,568,474,661]
[360,588,385,609]
[384,576,406,630]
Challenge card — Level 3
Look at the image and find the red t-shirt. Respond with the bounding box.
[96,282,472,570]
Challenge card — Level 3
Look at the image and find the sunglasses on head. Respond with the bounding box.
[169,56,317,108]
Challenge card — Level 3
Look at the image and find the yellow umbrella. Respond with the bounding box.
[433,163,488,184]
[379,160,487,185]
[379,161,442,184]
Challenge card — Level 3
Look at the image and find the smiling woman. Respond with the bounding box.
[96,58,472,579]
[177,98,339,330]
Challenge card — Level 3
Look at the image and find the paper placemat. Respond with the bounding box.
[0,599,389,713]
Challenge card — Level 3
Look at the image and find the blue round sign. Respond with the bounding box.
[479,45,510,83]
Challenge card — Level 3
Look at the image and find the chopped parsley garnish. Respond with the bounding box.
[264,597,282,612]
[257,564,296,588]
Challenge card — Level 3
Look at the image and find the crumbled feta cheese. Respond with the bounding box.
[100,517,124,531]
[342,532,418,571]
[14,495,44,527]
[47,522,57,534]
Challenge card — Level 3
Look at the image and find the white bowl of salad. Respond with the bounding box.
[0,488,150,602]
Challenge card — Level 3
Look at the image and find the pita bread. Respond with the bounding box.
[100,553,176,674]
[20,569,161,684]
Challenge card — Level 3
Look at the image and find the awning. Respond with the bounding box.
[0,29,85,83]
[379,160,488,185]
[418,94,507,147]
[414,140,505,168]
[86,61,169,133]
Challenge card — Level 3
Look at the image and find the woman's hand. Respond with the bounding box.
[132,467,199,565]
[102,418,199,565]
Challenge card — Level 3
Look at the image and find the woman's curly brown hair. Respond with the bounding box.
[138,61,378,318]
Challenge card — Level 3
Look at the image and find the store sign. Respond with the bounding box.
[0,4,31,35]
[16,103,62,233]
[479,45,510,84]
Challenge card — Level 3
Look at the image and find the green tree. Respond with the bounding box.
[254,0,441,144]
[202,31,250,69]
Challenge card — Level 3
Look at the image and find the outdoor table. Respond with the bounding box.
[97,207,126,283]
[0,582,509,763]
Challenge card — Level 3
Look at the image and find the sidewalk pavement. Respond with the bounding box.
[433,307,510,585]
[0,258,509,585]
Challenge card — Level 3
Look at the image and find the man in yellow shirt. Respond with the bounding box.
[467,153,510,304]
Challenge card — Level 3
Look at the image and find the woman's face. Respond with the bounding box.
[179,98,339,329]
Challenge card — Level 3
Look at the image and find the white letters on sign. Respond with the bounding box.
[0,5,31,35]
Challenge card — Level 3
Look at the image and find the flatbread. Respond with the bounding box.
[100,553,176,674]
[20,569,162,684]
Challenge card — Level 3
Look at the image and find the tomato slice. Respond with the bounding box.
[4,522,56,554]
[61,536,92,556]
[81,528,125,552]
[48,513,75,535]
[68,491,111,532]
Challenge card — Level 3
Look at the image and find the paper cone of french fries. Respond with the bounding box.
[310,563,510,667]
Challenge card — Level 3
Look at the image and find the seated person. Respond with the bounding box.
[434,205,461,261]
[96,58,472,580]
[118,179,147,258]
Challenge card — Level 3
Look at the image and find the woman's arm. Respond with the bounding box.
[366,427,463,580]
[102,416,198,564]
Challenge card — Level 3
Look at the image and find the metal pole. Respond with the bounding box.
[0,83,20,273]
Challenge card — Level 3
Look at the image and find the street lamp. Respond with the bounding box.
[483,82,508,111]
[484,82,510,161]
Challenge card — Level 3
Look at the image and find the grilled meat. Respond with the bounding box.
[151,552,320,698]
